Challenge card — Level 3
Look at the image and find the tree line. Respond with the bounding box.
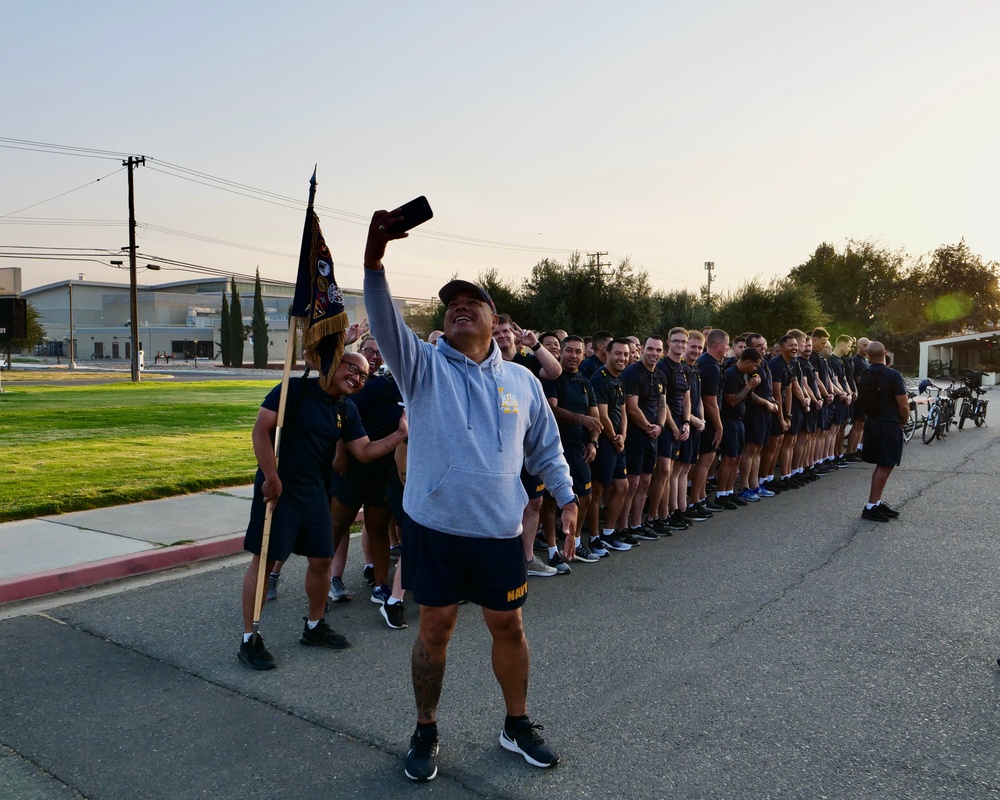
[411,238,1000,372]
[219,268,270,368]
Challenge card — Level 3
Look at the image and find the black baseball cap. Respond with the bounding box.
[438,279,496,313]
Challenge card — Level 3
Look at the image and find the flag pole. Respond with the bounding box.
[250,166,317,639]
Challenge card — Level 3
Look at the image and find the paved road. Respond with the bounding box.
[2,425,999,799]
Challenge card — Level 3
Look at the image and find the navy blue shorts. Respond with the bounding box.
[657,428,683,460]
[744,407,771,446]
[563,443,593,497]
[832,400,848,426]
[244,473,334,562]
[592,439,627,485]
[678,429,700,464]
[400,520,527,610]
[699,424,719,456]
[861,419,903,467]
[720,418,745,458]
[327,454,392,509]
[852,402,867,422]
[520,468,545,500]
[803,408,818,434]
[625,431,657,475]
[788,405,804,436]
[819,403,833,431]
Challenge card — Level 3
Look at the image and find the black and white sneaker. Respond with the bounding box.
[381,600,408,629]
[601,532,632,551]
[362,565,375,587]
[548,552,572,574]
[500,718,559,768]
[300,618,350,649]
[238,633,276,671]
[405,727,440,782]
[620,528,643,547]
[667,512,690,530]
[633,524,659,541]
[572,546,600,563]
[687,504,711,521]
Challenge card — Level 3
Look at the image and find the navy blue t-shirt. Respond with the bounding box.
[260,377,366,486]
[579,354,603,380]
[696,353,723,416]
[542,370,597,445]
[722,366,748,420]
[349,373,403,441]
[622,363,664,424]
[512,349,543,378]
[658,357,690,418]
[858,363,906,423]
[591,366,625,433]
[751,358,773,403]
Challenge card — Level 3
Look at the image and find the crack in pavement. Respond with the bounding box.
[0,741,88,799]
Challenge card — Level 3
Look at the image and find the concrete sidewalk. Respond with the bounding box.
[0,487,257,605]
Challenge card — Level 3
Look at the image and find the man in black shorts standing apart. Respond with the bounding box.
[857,341,908,522]
[365,210,577,782]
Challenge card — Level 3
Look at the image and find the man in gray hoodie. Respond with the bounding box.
[364,209,578,783]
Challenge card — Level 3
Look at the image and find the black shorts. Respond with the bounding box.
[852,402,867,422]
[699,424,720,457]
[788,405,804,436]
[832,400,848,426]
[861,419,903,467]
[625,431,656,475]
[679,430,700,464]
[520,468,545,500]
[327,454,392,509]
[744,407,771,446]
[592,439,627,485]
[562,443,593,496]
[244,473,334,562]
[657,428,683,460]
[803,408,818,434]
[819,403,833,431]
[720,418,745,458]
[400,520,527,610]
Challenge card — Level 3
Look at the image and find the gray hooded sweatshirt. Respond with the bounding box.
[365,268,573,538]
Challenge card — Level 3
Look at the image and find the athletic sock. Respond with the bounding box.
[307,619,320,629]
[575,536,581,548]
[602,528,615,537]
[387,597,402,606]
[548,546,558,559]
[865,503,877,510]
[242,632,253,643]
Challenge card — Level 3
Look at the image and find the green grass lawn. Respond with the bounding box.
[0,380,276,521]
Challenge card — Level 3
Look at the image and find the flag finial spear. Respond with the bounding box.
[308,165,318,207]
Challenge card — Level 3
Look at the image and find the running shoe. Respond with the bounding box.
[265,572,280,602]
[876,502,900,518]
[371,584,391,605]
[738,489,761,503]
[526,554,557,576]
[328,576,352,603]
[238,633,276,671]
[572,546,600,563]
[300,618,350,649]
[405,727,440,782]
[548,552,572,574]
[381,600,408,629]
[500,718,559,768]
[600,532,632,551]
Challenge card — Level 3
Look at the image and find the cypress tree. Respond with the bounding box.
[220,291,231,366]
[229,276,244,368]
[252,268,269,368]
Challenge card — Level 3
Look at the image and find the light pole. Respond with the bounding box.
[193,339,198,369]
[68,280,76,370]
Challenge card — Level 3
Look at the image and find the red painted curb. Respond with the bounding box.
[0,534,246,605]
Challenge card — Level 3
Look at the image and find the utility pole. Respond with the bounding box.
[124,156,145,383]
[586,251,612,279]
[703,261,715,307]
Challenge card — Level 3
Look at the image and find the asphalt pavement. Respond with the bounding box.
[2,422,999,799]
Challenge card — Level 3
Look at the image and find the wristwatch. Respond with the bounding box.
[530,342,541,351]
[559,494,580,511]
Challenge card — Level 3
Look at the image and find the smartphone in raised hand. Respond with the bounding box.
[384,196,433,235]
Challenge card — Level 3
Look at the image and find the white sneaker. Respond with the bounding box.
[526,554,557,576]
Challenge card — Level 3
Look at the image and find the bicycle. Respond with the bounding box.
[957,370,989,429]
[921,379,961,444]
[902,389,920,443]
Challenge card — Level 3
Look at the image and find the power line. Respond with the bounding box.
[1,167,124,218]
[0,137,135,159]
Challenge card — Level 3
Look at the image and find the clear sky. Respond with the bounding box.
[4,1,999,303]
